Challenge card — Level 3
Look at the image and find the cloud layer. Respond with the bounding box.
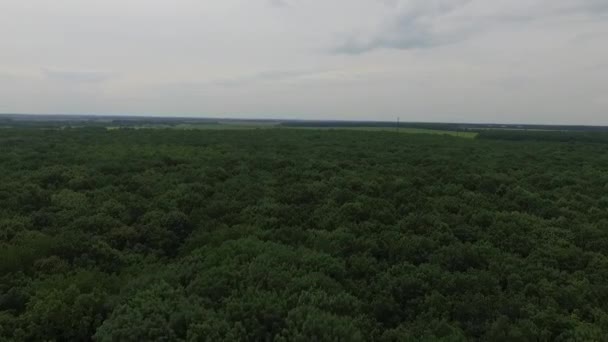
[43,69,116,83]
[1,0,607,124]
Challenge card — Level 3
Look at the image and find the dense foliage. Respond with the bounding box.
[2,127,608,341]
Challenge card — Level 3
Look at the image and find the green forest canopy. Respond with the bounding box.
[2,127,608,341]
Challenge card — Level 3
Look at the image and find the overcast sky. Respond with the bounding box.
[1,0,607,124]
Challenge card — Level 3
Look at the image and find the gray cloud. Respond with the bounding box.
[143,70,319,96]
[334,20,439,54]
[575,0,608,13]
[333,0,608,55]
[169,69,343,89]
[0,72,14,81]
[333,0,472,54]
[206,69,316,87]
[43,69,115,83]
[268,0,289,8]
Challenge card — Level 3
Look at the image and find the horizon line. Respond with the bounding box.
[1,112,607,128]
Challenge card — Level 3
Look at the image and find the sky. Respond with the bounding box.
[1,0,607,124]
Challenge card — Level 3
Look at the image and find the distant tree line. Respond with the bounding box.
[477,130,608,144]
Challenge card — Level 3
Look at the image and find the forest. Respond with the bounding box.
[2,126,608,341]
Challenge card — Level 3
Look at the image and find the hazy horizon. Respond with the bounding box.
[2,0,607,125]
